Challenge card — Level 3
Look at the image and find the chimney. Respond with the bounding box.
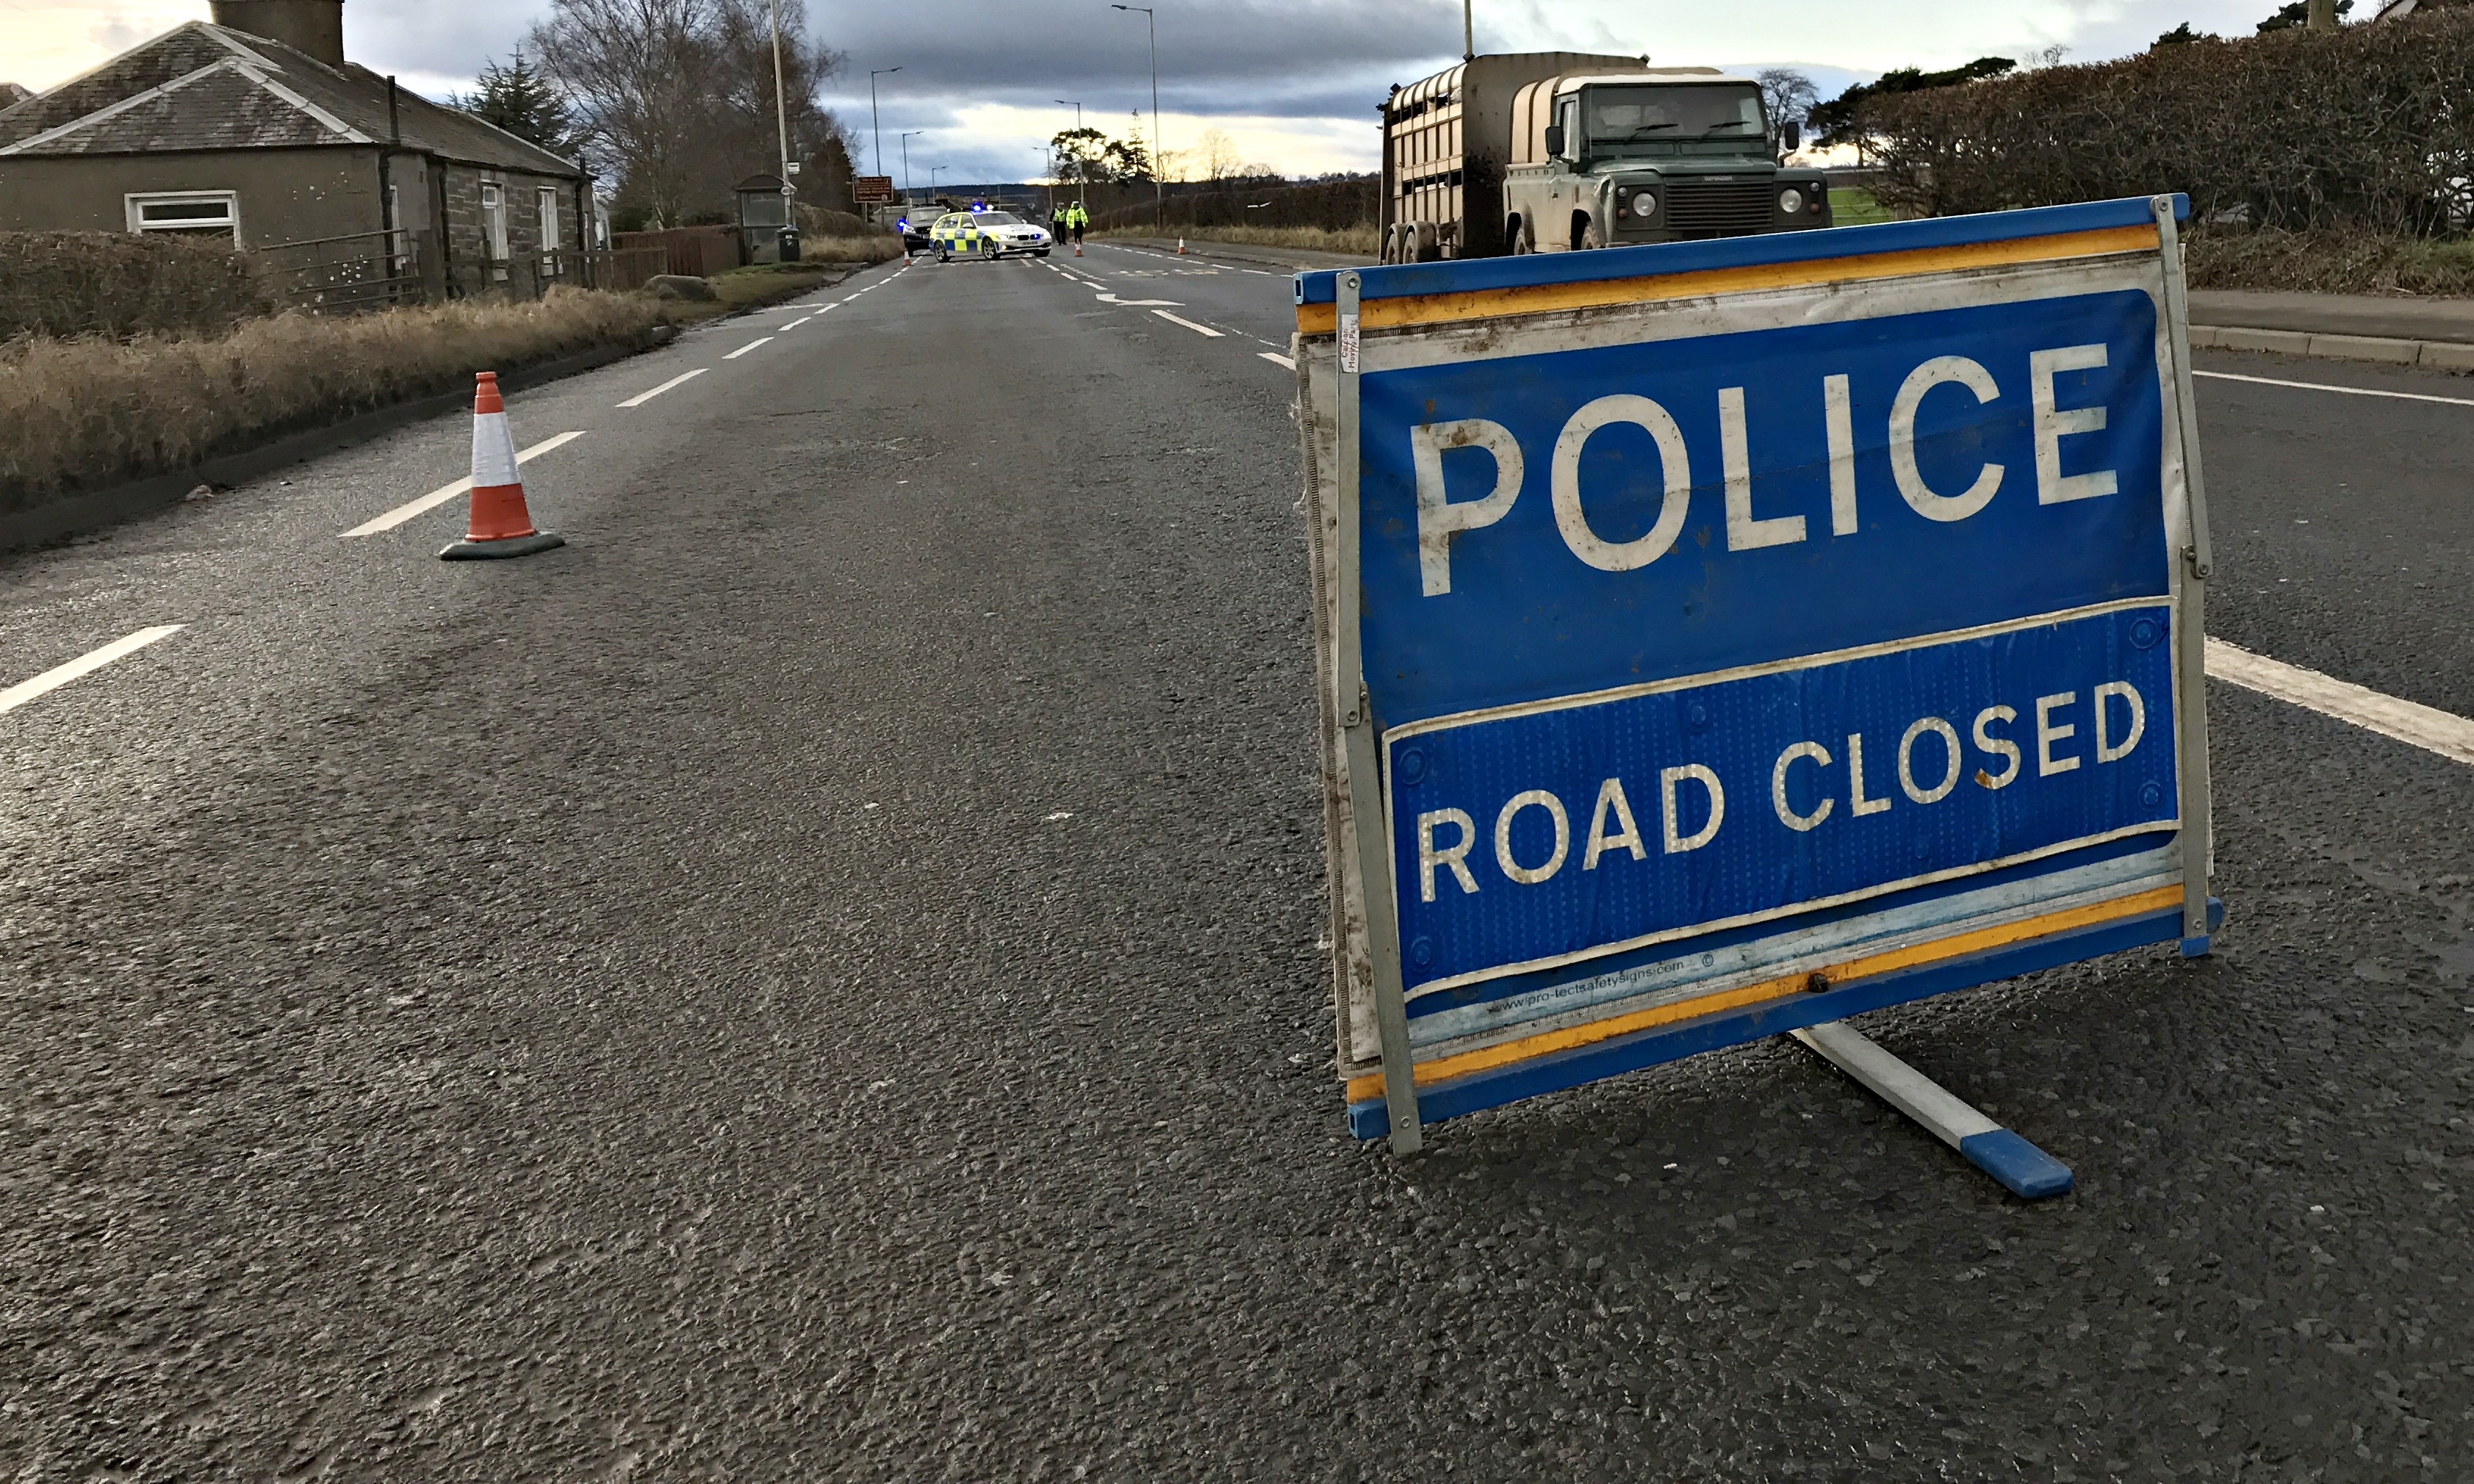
[209,1,346,68]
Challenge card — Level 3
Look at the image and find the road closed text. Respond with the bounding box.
[1385,605,2181,990]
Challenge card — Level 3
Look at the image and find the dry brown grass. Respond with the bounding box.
[0,286,666,514]
[1,231,273,341]
[2182,225,2474,295]
[1097,223,1377,257]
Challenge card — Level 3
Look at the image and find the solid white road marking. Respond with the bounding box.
[1154,310,1224,337]
[2193,369,2474,409]
[0,626,184,715]
[2207,636,2474,766]
[724,337,773,360]
[616,368,707,408]
[1258,351,1295,370]
[341,431,586,536]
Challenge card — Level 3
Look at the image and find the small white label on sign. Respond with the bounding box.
[1340,313,1360,374]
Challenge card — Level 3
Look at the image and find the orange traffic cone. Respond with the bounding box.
[1177,238,1186,255]
[439,372,563,561]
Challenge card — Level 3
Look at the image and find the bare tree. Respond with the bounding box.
[530,0,716,228]
[1755,67,1821,148]
[531,0,857,229]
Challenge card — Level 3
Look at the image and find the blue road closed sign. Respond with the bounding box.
[1293,195,2220,1148]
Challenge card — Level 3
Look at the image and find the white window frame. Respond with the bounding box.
[124,190,241,247]
[480,180,508,281]
[537,184,560,278]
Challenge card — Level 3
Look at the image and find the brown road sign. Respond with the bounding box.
[852,176,896,203]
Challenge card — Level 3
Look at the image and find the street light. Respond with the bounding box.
[767,0,793,190]
[1110,4,1161,226]
[899,130,925,203]
[929,165,948,202]
[1054,99,1084,208]
[869,66,903,176]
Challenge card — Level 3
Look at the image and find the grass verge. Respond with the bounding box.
[0,287,667,515]
[2184,226,2474,296]
[1099,223,1378,257]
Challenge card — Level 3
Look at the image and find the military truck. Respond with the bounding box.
[1379,54,1830,262]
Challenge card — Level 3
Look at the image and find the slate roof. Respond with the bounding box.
[0,22,580,177]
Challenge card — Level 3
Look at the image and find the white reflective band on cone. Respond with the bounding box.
[470,411,521,489]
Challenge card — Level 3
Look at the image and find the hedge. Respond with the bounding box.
[1852,11,2474,234]
[0,231,273,342]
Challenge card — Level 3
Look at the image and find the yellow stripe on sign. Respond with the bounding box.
[1295,225,2160,337]
[1342,884,2183,1102]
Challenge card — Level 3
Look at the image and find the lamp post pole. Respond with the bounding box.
[1463,0,1475,60]
[869,66,902,177]
[768,0,793,187]
[1054,99,1083,209]
[899,131,924,203]
[1111,4,1160,225]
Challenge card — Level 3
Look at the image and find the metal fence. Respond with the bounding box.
[254,233,674,312]
[256,228,432,314]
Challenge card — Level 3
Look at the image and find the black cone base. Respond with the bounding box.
[439,530,565,561]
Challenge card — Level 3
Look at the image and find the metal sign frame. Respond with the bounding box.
[1297,195,2219,1156]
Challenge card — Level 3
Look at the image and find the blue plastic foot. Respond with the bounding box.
[1958,1128,2074,1199]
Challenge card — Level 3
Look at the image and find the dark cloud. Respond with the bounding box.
[813,0,1463,115]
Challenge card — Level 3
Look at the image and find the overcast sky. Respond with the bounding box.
[15,1,2307,181]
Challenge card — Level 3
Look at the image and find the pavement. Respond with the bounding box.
[1,242,2470,1481]
[2187,290,2474,346]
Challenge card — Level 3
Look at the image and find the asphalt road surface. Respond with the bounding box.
[2,244,2469,1482]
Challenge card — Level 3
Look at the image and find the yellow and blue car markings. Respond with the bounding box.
[931,212,993,260]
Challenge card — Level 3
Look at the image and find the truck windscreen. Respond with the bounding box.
[1585,87,1766,156]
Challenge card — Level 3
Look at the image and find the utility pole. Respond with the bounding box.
[767,0,792,187]
[1112,4,1160,226]
[1464,0,1474,61]
[869,66,902,176]
[2306,0,2337,29]
[1054,99,1085,209]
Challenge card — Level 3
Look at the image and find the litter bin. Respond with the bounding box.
[778,227,802,263]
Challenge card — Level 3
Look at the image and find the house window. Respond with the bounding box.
[480,181,508,281]
[125,191,241,246]
[537,184,560,279]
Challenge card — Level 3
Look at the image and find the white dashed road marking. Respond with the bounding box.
[724,338,773,360]
[2207,637,2474,766]
[0,626,184,715]
[2194,369,2474,409]
[1153,310,1224,338]
[1258,351,1295,370]
[616,369,706,408]
[342,431,586,536]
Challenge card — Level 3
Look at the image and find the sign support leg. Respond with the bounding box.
[1332,270,1423,1155]
[1791,1022,2073,1199]
[2153,195,2218,957]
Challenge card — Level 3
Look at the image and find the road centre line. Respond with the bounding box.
[1259,350,1296,370]
[780,314,814,330]
[724,337,772,360]
[0,626,184,715]
[341,431,586,536]
[2207,637,2474,766]
[2193,368,2474,408]
[616,368,706,408]
[1154,310,1224,337]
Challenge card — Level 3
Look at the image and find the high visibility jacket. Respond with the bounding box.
[1068,206,1088,227]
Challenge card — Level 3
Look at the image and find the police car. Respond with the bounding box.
[929,209,1053,261]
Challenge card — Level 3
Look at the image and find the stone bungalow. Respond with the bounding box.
[0,0,590,298]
